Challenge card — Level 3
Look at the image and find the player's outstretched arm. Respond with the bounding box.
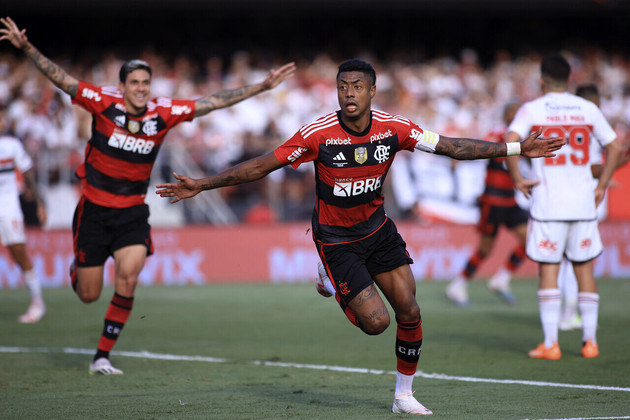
[434,128,563,160]
[193,62,296,117]
[0,17,78,97]
[156,152,286,203]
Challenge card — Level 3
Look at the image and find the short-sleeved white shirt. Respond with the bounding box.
[0,135,32,209]
[508,92,616,221]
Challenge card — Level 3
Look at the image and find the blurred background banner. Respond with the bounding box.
[1,221,628,288]
[1,0,629,285]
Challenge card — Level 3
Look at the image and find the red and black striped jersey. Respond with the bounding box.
[71,81,196,208]
[479,128,517,207]
[274,110,423,244]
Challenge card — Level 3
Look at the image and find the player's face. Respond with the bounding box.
[120,69,151,114]
[337,71,375,121]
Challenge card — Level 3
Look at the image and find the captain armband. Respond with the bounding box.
[506,142,521,156]
[412,129,440,153]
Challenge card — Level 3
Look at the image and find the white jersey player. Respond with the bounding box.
[0,112,47,323]
[506,54,622,360]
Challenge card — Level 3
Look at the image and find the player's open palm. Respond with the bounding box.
[0,17,28,49]
[520,128,565,158]
[262,62,296,90]
[156,172,202,203]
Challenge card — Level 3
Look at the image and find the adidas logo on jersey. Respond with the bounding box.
[332,152,348,167]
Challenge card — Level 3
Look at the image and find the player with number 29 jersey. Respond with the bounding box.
[508,92,616,222]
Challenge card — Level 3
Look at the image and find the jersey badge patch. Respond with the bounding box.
[354,147,368,164]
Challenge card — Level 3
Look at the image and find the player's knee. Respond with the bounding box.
[361,313,391,335]
[76,289,100,303]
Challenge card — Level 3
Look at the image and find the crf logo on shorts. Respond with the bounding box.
[538,239,558,252]
[580,238,592,248]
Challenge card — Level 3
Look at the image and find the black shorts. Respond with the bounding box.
[72,196,153,267]
[316,218,413,304]
[478,202,529,236]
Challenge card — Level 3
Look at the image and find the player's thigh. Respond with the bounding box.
[112,245,147,295]
[318,243,375,305]
[374,264,419,322]
[565,220,602,263]
[0,211,26,250]
[526,220,568,263]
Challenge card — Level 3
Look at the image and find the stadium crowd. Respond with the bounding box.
[1,47,629,226]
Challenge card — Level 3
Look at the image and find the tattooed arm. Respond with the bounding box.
[434,128,564,160]
[0,17,78,97]
[156,152,286,203]
[193,62,296,118]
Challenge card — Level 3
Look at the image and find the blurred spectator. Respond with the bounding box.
[1,46,628,225]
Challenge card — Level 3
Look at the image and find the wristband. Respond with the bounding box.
[506,142,521,156]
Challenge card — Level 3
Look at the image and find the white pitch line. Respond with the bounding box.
[2,346,630,393]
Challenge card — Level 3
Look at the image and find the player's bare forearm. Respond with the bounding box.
[596,140,623,190]
[23,43,78,97]
[194,84,265,117]
[435,136,507,160]
[199,153,284,190]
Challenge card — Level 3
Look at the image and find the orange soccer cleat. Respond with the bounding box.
[581,340,599,358]
[528,342,562,360]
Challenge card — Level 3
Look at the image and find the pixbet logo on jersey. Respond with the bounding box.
[325,137,352,146]
[108,132,155,154]
[370,130,392,143]
[333,176,382,197]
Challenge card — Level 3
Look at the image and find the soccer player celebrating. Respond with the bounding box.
[0,16,295,375]
[157,59,562,414]
[0,107,47,323]
[446,101,527,306]
[506,54,622,360]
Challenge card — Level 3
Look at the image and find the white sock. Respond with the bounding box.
[24,269,43,303]
[578,292,599,344]
[395,371,414,397]
[538,289,561,347]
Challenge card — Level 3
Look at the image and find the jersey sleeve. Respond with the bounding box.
[591,105,617,148]
[159,98,197,128]
[399,120,440,153]
[71,81,111,114]
[12,138,33,173]
[273,130,319,169]
[507,104,532,139]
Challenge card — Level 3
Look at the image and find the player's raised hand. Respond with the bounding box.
[156,172,202,203]
[261,62,296,90]
[0,17,28,49]
[520,128,565,158]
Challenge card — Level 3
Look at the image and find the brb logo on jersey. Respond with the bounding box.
[333,176,382,197]
[108,132,155,154]
[171,105,192,116]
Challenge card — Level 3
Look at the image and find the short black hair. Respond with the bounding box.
[337,59,376,86]
[575,84,599,99]
[541,54,570,83]
[119,59,152,83]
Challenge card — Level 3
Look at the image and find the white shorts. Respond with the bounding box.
[526,219,603,263]
[0,211,25,246]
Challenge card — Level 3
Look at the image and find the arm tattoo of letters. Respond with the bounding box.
[436,137,506,160]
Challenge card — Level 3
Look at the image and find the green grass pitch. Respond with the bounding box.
[1,278,629,419]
